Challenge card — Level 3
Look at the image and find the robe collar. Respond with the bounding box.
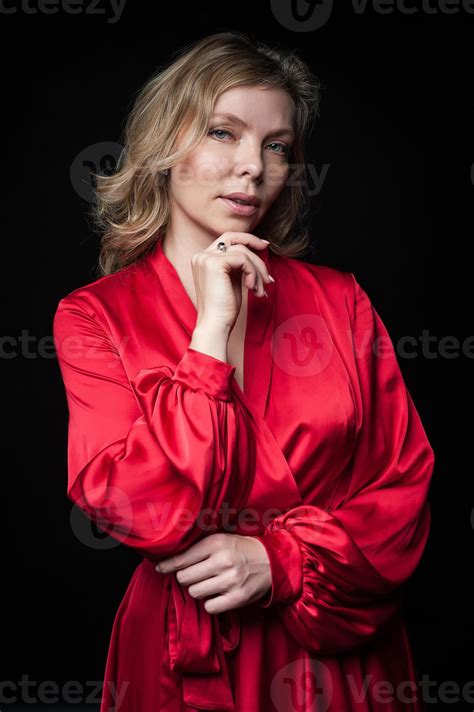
[144,237,276,421]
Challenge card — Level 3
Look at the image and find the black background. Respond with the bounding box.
[3,1,473,710]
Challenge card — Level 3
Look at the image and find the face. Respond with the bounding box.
[167,85,296,244]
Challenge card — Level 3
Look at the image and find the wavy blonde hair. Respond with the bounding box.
[91,31,322,276]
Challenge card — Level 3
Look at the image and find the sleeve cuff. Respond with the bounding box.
[172,346,236,401]
[252,528,303,608]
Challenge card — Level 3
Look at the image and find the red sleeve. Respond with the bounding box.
[53,295,255,564]
[252,273,435,654]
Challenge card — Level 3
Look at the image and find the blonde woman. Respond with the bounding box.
[53,31,435,712]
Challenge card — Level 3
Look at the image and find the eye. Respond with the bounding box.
[208,128,232,140]
[267,142,290,156]
[208,128,290,157]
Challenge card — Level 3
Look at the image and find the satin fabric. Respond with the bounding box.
[53,239,435,711]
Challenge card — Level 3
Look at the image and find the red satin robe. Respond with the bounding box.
[53,239,435,712]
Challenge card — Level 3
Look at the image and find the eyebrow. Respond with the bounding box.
[212,113,295,139]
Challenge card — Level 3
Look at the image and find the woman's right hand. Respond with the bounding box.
[190,232,275,334]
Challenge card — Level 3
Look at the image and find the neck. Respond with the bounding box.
[161,228,217,273]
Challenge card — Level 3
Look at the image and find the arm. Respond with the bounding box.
[53,294,256,563]
[252,273,435,654]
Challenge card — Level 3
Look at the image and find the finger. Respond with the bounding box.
[241,255,265,298]
[156,541,212,574]
[206,234,274,295]
[187,571,231,600]
[204,591,249,615]
[189,568,249,605]
[209,232,270,254]
[204,594,234,615]
[245,256,265,298]
[202,251,259,291]
[175,556,221,586]
[252,268,262,296]
[224,244,272,296]
[195,249,269,298]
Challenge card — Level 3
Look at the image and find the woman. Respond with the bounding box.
[53,31,435,712]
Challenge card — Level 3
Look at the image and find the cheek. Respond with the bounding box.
[186,149,229,187]
[263,183,287,213]
[265,164,289,198]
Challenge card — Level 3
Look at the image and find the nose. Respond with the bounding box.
[234,139,265,182]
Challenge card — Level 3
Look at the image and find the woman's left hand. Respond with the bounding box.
[155,533,272,614]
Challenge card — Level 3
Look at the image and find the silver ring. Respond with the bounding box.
[216,241,227,252]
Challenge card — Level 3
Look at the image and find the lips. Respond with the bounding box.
[221,193,261,207]
[220,197,259,216]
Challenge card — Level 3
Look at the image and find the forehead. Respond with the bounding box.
[213,86,295,127]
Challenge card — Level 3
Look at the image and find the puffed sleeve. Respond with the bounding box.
[252,273,435,654]
[53,294,255,563]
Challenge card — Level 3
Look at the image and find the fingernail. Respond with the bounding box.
[263,290,268,298]
[268,275,275,283]
[155,563,161,572]
[260,239,270,244]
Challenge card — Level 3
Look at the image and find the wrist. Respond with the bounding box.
[252,529,303,608]
[251,536,273,604]
[172,346,236,400]
[190,322,231,363]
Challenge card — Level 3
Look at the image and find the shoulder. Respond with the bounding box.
[272,251,353,290]
[272,252,360,314]
[54,261,144,317]
[52,261,145,337]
